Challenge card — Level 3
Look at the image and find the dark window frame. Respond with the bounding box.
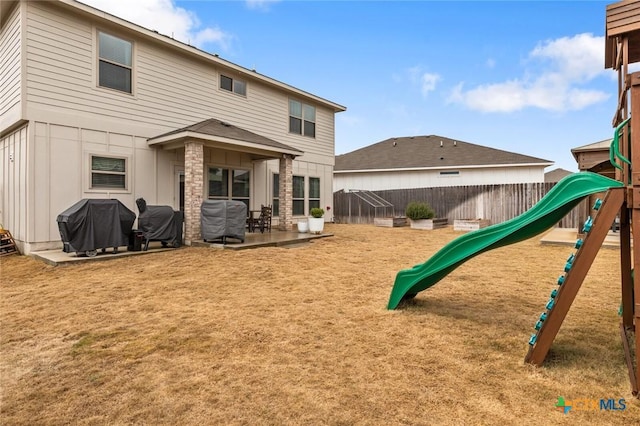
[208,167,250,209]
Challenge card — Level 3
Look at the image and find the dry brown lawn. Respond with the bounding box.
[1,223,638,425]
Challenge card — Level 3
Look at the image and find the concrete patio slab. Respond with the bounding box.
[29,231,332,266]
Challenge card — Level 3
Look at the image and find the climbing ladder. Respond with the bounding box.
[525,188,625,366]
[0,229,19,257]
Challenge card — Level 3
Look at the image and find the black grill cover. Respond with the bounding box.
[57,199,136,253]
[136,199,183,247]
[201,200,246,243]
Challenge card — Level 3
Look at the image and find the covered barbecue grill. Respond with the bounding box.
[57,199,136,256]
[135,198,183,250]
[201,200,246,243]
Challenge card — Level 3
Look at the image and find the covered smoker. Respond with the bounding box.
[135,198,184,250]
[201,200,246,243]
[57,199,136,256]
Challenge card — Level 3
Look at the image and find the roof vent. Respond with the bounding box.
[454,141,457,147]
[440,140,443,147]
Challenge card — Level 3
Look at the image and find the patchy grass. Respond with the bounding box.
[1,224,638,424]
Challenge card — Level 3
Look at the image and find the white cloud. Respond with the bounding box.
[405,67,441,97]
[82,0,233,50]
[448,33,612,113]
[420,73,441,96]
[245,0,281,11]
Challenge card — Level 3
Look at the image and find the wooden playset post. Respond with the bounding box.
[523,0,640,396]
[630,72,640,393]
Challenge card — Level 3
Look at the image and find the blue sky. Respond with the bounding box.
[83,0,619,172]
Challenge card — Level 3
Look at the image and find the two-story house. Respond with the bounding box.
[0,0,345,254]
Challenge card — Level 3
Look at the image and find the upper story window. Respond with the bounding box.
[220,74,247,96]
[289,100,315,138]
[91,155,127,189]
[98,31,132,93]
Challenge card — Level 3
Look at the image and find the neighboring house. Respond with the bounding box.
[571,139,615,179]
[333,135,553,192]
[0,0,345,254]
[544,168,574,183]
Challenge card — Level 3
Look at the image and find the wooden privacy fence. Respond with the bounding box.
[333,183,587,228]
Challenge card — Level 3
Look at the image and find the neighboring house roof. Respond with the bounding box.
[544,168,574,183]
[57,0,345,113]
[335,135,553,172]
[148,118,304,158]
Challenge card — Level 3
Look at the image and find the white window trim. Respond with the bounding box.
[94,28,136,96]
[288,99,316,138]
[219,73,247,97]
[85,152,132,193]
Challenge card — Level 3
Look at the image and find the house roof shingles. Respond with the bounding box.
[544,168,574,183]
[335,135,553,171]
[148,118,303,154]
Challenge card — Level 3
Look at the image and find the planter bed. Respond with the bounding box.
[409,218,448,230]
[454,219,491,231]
[374,217,408,228]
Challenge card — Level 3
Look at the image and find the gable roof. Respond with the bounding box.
[570,138,611,161]
[335,135,553,172]
[544,168,574,183]
[148,118,303,158]
[57,0,345,113]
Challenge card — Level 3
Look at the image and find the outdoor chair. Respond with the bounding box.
[255,204,272,233]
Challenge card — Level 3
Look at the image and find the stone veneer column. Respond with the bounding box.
[184,141,204,244]
[278,154,294,231]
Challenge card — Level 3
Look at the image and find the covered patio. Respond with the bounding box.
[147,118,304,245]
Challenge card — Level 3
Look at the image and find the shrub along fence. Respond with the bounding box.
[333,182,589,228]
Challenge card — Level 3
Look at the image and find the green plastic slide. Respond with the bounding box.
[387,172,624,310]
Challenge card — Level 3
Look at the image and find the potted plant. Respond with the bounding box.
[405,201,447,230]
[308,207,325,234]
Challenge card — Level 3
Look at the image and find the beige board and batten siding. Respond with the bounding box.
[333,166,546,192]
[29,121,180,252]
[0,126,28,250]
[0,2,22,131]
